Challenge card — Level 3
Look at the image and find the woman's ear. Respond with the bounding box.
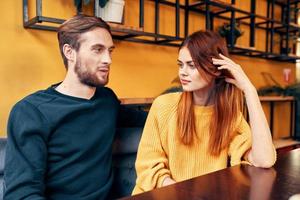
[63,44,76,62]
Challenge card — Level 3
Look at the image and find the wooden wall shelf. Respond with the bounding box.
[22,0,300,62]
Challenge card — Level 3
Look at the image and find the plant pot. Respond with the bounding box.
[225,36,237,45]
[98,0,125,23]
[280,47,291,54]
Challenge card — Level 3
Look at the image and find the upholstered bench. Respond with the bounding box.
[0,138,6,200]
[0,127,144,200]
[112,127,143,198]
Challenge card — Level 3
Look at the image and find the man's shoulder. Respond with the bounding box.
[17,88,55,108]
[11,86,59,118]
[8,89,55,130]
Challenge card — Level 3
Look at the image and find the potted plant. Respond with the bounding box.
[99,0,109,8]
[97,0,125,23]
[218,22,243,45]
[73,0,110,13]
[73,0,125,23]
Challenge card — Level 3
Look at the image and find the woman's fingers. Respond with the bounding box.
[212,55,242,70]
[218,53,236,65]
[212,58,228,65]
[213,55,253,92]
[217,64,237,74]
[218,64,242,81]
[214,60,242,76]
[212,58,239,68]
[225,78,237,85]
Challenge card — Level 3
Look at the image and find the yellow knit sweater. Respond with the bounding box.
[132,92,253,195]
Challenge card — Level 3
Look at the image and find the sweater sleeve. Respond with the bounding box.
[228,114,252,166]
[4,101,49,200]
[132,99,171,195]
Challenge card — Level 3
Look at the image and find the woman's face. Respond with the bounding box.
[178,47,213,92]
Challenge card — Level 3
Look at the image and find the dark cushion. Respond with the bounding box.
[0,127,143,199]
[111,128,143,198]
[0,139,6,174]
[0,138,7,200]
[113,128,143,155]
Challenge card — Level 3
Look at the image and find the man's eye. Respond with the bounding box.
[94,48,102,53]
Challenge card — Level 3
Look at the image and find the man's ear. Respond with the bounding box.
[63,44,76,62]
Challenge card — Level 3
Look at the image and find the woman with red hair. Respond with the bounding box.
[132,30,276,194]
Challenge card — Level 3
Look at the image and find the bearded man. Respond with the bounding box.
[4,14,146,200]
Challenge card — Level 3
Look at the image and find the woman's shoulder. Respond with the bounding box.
[148,92,181,125]
[150,92,181,113]
[153,92,181,106]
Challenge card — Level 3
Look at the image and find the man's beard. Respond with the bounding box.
[74,58,109,87]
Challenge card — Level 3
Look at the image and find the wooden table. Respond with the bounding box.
[119,149,300,200]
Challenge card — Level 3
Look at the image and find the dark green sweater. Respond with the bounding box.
[4,85,142,200]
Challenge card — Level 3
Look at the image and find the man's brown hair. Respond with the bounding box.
[57,14,111,69]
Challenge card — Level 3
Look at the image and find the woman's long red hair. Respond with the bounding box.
[177,30,244,156]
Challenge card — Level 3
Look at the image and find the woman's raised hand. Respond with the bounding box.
[212,54,254,93]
